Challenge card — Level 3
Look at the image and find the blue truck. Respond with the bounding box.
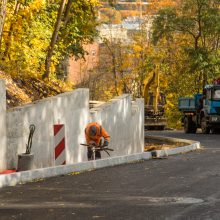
[178,84,220,134]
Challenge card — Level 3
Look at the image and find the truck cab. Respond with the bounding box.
[200,85,220,133]
[178,84,220,134]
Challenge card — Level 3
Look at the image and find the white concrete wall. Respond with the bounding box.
[0,80,7,172]
[6,101,52,169]
[130,99,145,154]
[90,95,144,158]
[52,90,89,164]
[6,89,89,170]
[4,85,144,170]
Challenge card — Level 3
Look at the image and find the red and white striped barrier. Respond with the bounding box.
[54,124,66,165]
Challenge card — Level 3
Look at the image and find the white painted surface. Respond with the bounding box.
[90,95,145,158]
[3,82,144,171]
[0,80,7,171]
[51,90,89,164]
[6,89,89,169]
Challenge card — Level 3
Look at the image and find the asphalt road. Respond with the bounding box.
[0,130,220,220]
[147,129,220,149]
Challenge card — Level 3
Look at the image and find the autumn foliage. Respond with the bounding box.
[0,0,219,128]
[0,0,99,79]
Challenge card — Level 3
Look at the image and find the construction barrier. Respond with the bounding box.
[54,124,66,165]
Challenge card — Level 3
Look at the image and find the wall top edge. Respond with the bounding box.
[7,88,89,111]
[0,79,5,84]
[90,94,135,112]
[57,88,89,97]
[110,94,131,101]
[90,96,128,112]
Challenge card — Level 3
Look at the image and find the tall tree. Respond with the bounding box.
[43,0,67,79]
[43,0,98,79]
[0,0,7,49]
[152,0,220,92]
[3,0,21,59]
[150,0,220,127]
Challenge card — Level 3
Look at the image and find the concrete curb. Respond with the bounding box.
[145,135,201,158]
[0,136,200,188]
[0,152,152,188]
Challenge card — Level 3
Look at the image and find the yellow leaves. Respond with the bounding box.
[166,93,174,99]
[88,0,100,6]
[166,99,175,109]
[30,178,45,183]
[104,89,115,100]
[148,0,177,13]
[17,0,45,23]
[157,0,177,8]
[68,172,80,176]
[29,0,46,12]
[100,7,122,24]
[133,45,143,53]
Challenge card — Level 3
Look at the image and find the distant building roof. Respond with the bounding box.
[122,16,144,30]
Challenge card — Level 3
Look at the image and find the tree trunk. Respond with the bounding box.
[112,53,119,96]
[43,0,67,79]
[105,40,119,96]
[63,0,72,28]
[0,0,7,50]
[3,1,20,59]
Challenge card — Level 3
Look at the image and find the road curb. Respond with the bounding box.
[0,136,200,188]
[0,152,152,188]
[145,135,201,158]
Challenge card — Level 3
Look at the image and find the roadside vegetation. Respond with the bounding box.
[94,0,220,128]
[0,0,98,107]
[0,0,219,128]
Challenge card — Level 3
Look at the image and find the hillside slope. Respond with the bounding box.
[0,71,73,109]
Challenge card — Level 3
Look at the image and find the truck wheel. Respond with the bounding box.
[184,117,197,133]
[191,124,197,133]
[160,126,165,130]
[211,128,220,134]
[201,117,210,134]
[184,117,190,133]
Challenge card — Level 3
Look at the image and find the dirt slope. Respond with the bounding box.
[0,71,73,109]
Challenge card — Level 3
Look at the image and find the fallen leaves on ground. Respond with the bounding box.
[145,143,186,151]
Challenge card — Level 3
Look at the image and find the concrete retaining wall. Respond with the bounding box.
[1,81,144,171]
[130,99,145,154]
[90,95,144,158]
[0,80,7,172]
[6,89,89,170]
